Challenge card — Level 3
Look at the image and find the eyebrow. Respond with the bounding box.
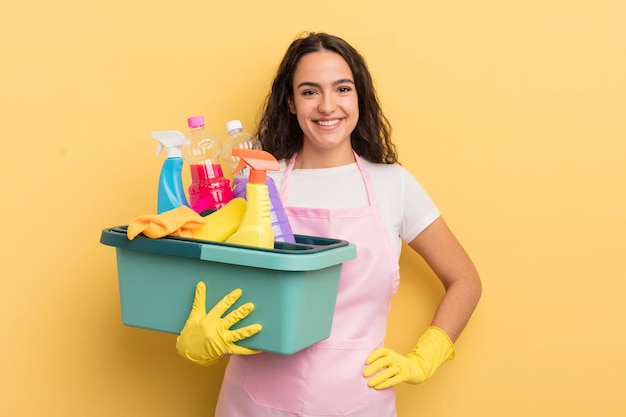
[296,79,355,89]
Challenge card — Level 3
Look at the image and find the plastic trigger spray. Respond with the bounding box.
[224,120,295,243]
[225,149,279,249]
[151,130,189,213]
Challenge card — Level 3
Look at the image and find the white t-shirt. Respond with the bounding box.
[267,159,440,258]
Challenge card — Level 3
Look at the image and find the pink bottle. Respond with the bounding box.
[182,116,234,213]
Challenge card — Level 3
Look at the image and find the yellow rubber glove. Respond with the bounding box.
[176,282,262,366]
[127,206,206,240]
[363,326,455,390]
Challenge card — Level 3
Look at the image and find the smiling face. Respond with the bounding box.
[288,51,359,167]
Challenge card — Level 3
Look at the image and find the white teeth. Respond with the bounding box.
[317,119,340,126]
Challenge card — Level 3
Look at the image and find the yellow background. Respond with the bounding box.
[1,1,625,416]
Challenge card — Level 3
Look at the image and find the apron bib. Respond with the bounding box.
[217,153,400,416]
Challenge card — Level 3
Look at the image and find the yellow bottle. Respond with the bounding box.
[225,149,279,249]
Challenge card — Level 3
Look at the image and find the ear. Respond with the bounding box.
[288,96,296,114]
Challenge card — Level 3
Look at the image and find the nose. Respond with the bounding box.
[318,93,336,114]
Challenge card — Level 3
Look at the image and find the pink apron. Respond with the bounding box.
[216,153,400,416]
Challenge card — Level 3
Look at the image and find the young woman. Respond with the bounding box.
[176,32,482,417]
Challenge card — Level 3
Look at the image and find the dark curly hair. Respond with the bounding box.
[256,32,398,164]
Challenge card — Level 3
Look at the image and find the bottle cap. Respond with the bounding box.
[187,115,205,129]
[225,119,243,135]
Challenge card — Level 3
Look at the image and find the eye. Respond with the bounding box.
[302,89,316,96]
[338,86,353,94]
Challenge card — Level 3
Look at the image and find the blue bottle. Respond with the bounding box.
[151,130,189,213]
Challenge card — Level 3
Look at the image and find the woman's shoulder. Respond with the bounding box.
[361,159,413,180]
[361,159,432,201]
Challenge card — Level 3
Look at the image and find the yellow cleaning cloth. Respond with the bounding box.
[127,205,207,240]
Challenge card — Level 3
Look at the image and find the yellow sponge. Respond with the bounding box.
[192,198,247,242]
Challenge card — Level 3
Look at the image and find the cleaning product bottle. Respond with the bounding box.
[151,130,189,214]
[222,119,262,195]
[182,115,234,213]
[223,120,295,243]
[225,149,279,249]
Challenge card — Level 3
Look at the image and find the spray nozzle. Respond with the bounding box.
[151,130,188,158]
[232,148,279,184]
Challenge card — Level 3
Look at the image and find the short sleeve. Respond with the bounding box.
[398,168,440,243]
